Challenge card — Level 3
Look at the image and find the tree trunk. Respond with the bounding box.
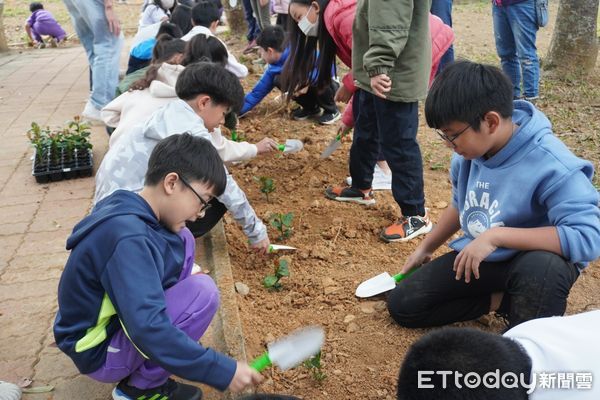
[0,0,9,52]
[546,0,599,76]
[224,0,248,40]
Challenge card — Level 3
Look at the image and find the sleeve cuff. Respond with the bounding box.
[367,66,391,77]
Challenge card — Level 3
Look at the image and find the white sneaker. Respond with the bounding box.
[345,165,392,190]
[372,164,392,190]
[82,101,103,123]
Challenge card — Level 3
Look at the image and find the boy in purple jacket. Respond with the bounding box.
[25,2,67,48]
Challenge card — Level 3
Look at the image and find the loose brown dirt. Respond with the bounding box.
[222,2,600,399]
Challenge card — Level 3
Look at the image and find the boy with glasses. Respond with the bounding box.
[387,60,600,330]
[55,134,263,400]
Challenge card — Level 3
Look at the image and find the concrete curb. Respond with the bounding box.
[197,221,247,400]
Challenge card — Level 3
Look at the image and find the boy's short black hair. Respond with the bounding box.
[175,62,244,114]
[256,25,287,53]
[425,60,514,131]
[181,34,228,67]
[30,2,44,12]
[156,21,183,39]
[145,133,226,196]
[191,1,220,27]
[170,4,193,35]
[397,328,531,400]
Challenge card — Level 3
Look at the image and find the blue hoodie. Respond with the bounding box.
[241,48,291,115]
[449,101,600,268]
[241,48,330,115]
[53,190,236,390]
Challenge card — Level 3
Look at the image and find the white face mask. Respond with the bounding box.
[161,0,175,9]
[298,5,319,37]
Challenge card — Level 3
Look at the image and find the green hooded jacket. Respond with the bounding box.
[352,0,432,102]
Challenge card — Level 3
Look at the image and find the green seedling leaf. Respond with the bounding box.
[282,212,294,226]
[277,259,289,277]
[263,275,278,288]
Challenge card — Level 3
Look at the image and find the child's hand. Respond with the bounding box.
[255,138,279,154]
[370,73,392,99]
[250,237,271,255]
[336,122,352,139]
[401,247,432,274]
[228,361,263,392]
[453,231,498,283]
[104,5,121,36]
[334,84,353,103]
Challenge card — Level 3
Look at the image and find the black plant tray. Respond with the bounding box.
[31,147,94,183]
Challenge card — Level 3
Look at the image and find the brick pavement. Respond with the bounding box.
[0,46,245,400]
[0,47,115,399]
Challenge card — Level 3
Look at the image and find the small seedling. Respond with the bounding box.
[303,351,327,383]
[254,176,275,202]
[263,257,290,290]
[269,212,293,240]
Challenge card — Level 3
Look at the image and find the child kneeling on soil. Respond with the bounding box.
[387,60,600,329]
[25,2,67,48]
[94,62,275,251]
[240,25,340,124]
[54,134,263,400]
[396,310,600,399]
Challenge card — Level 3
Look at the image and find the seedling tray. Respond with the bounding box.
[31,147,93,183]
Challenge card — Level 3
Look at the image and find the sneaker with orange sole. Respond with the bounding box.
[380,210,433,242]
[325,186,376,205]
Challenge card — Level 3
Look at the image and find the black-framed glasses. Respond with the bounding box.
[435,124,471,146]
[180,177,212,215]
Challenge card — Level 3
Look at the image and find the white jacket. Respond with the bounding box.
[504,311,600,400]
[102,63,181,148]
[101,63,258,159]
[94,99,267,243]
[181,25,249,78]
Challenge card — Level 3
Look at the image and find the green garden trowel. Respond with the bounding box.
[277,139,304,154]
[320,134,343,159]
[250,326,325,372]
[268,244,297,253]
[320,128,351,159]
[355,271,413,298]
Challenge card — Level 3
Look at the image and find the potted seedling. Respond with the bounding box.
[269,212,293,241]
[28,117,94,183]
[254,176,275,202]
[263,257,290,291]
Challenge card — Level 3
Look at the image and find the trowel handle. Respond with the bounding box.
[392,269,416,283]
[250,352,272,372]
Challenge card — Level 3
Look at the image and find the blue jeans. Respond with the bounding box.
[62,0,124,109]
[492,0,540,98]
[349,89,425,217]
[243,0,261,42]
[430,0,454,72]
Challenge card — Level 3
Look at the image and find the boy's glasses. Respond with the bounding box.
[180,177,212,215]
[435,124,471,147]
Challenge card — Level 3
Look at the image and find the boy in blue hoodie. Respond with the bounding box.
[54,134,262,400]
[240,25,340,125]
[387,61,600,329]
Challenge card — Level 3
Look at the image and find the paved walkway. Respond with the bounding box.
[0,46,114,399]
[0,46,242,400]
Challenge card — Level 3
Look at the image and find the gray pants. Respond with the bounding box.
[249,0,271,30]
